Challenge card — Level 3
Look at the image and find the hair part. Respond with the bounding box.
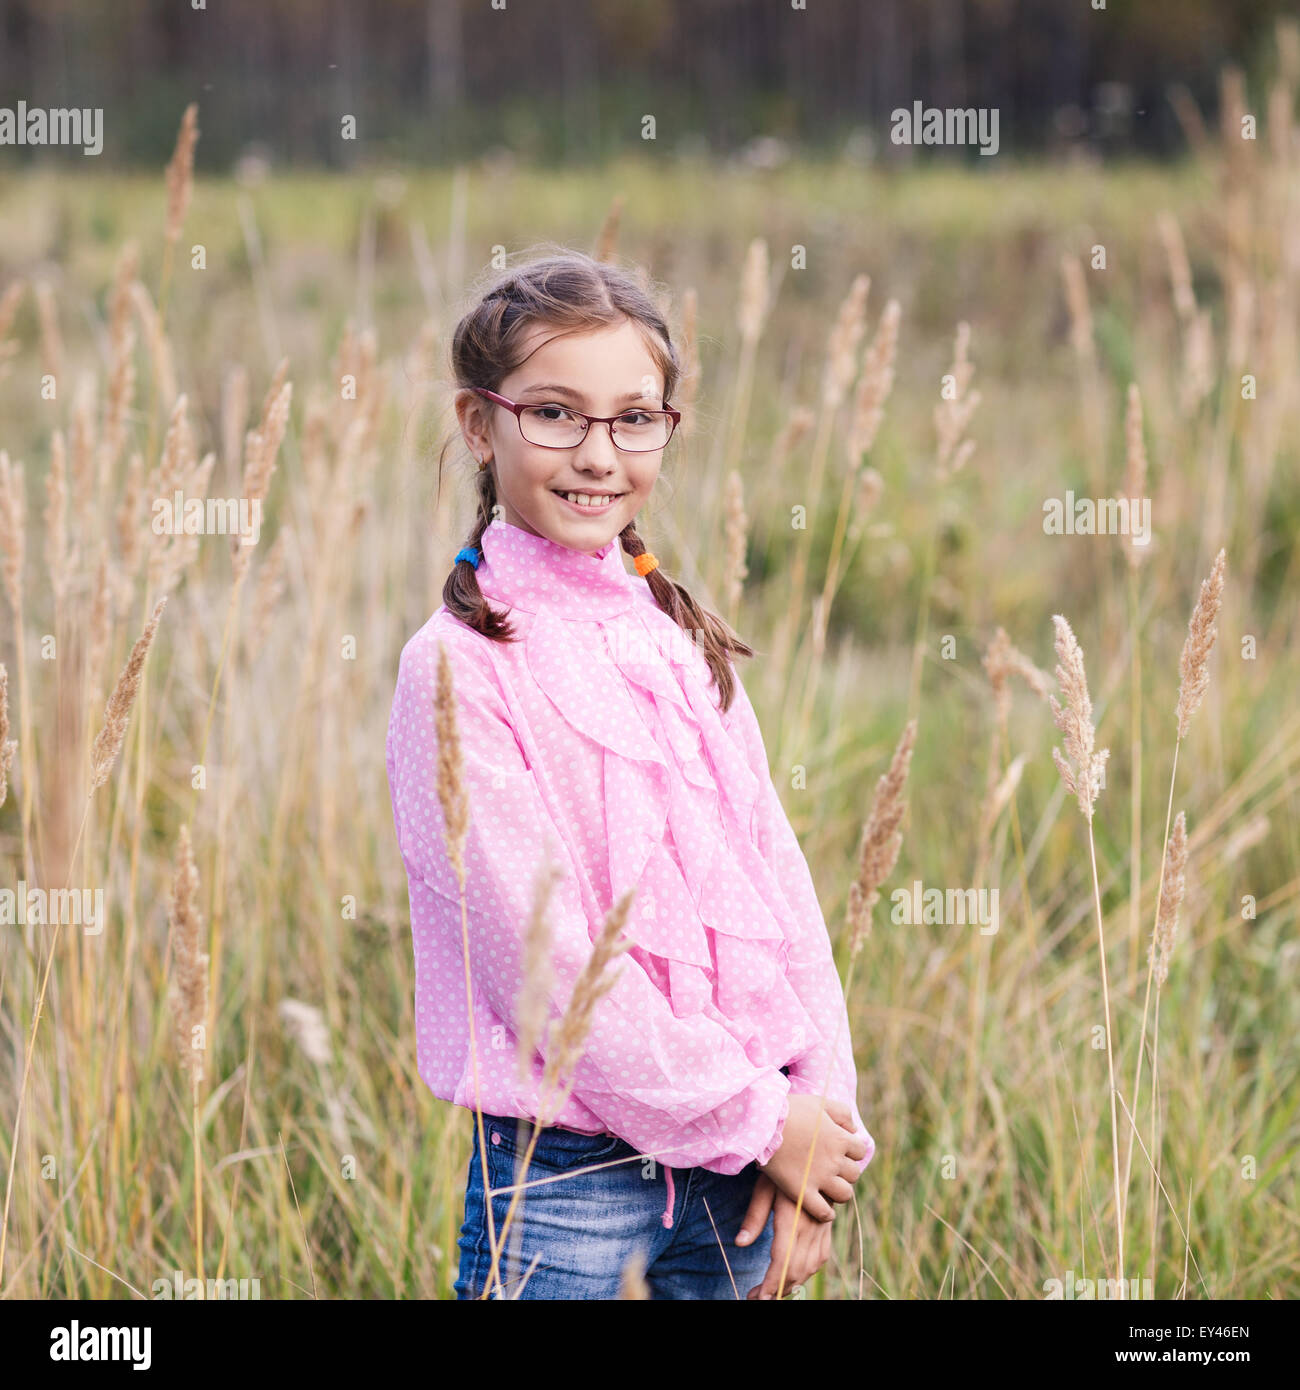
[437,247,753,712]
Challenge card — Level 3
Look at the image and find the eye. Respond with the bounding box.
[530,403,579,422]
[617,410,654,424]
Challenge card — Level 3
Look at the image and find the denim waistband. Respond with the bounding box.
[487,1113,614,1140]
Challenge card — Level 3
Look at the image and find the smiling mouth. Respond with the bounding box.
[552,490,625,512]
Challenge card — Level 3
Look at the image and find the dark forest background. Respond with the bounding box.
[0,0,1293,168]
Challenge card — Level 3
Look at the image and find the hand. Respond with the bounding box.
[737,1173,833,1300]
[757,1093,867,1222]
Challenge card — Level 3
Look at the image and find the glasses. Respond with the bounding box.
[471,387,680,452]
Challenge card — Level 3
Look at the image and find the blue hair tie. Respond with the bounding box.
[454,546,482,570]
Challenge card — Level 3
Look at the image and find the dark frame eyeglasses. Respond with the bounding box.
[470,387,680,452]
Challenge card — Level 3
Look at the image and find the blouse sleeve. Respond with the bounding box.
[387,627,793,1174]
[721,663,875,1177]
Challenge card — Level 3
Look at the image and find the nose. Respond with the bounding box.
[571,420,622,473]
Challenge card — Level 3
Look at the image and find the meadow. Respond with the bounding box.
[0,52,1297,1299]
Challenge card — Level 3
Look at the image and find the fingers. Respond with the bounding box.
[839,1156,863,1186]
[749,1200,810,1300]
[736,1172,776,1247]
[799,1211,833,1294]
[821,1175,855,1205]
[773,1175,835,1223]
[747,1193,796,1299]
[826,1099,855,1131]
[799,1187,835,1223]
[821,1101,868,1160]
[746,1196,830,1299]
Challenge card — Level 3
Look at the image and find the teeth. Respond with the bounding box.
[560,492,619,508]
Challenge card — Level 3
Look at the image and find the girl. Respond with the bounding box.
[386,249,874,1301]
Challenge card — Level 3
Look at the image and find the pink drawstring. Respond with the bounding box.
[661,1164,675,1228]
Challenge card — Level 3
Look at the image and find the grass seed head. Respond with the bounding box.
[167,823,210,1088]
[433,642,469,887]
[1176,548,1227,738]
[164,104,200,247]
[0,663,15,808]
[90,595,166,791]
[1049,614,1109,819]
[1150,811,1189,987]
[847,718,918,956]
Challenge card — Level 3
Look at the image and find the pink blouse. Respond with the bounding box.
[386,517,875,1185]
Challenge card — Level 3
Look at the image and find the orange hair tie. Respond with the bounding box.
[634,552,660,578]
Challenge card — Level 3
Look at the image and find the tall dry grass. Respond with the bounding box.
[0,26,1297,1301]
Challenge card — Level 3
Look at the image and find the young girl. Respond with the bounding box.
[386,249,874,1301]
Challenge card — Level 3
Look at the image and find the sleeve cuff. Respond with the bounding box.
[754,1075,792,1168]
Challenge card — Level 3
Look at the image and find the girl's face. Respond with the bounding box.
[457,318,669,556]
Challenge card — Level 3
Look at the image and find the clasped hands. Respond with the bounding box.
[737,1093,867,1300]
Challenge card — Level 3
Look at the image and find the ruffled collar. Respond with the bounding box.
[477,518,639,620]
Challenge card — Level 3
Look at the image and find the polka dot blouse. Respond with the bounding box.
[385,517,875,1176]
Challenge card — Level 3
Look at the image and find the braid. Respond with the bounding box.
[441,468,519,641]
[619,520,754,714]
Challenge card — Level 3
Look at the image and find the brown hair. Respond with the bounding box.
[437,246,754,713]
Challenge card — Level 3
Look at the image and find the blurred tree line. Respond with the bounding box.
[0,0,1292,168]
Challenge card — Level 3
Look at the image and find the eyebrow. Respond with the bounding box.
[517,383,658,405]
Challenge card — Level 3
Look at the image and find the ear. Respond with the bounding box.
[454,389,492,460]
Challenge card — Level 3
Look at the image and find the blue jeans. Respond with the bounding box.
[454,1113,776,1300]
